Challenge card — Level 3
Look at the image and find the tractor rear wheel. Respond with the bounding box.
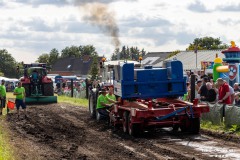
[43,83,54,96]
[172,124,180,131]
[22,84,30,97]
[128,114,141,136]
[180,118,200,134]
[190,118,200,134]
[180,119,190,132]
[123,111,129,133]
[89,92,96,118]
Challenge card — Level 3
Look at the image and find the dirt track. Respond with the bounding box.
[4,103,240,160]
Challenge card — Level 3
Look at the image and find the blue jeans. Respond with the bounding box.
[97,108,110,117]
[0,96,6,108]
[16,99,26,110]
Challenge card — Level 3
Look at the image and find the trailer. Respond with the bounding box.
[89,60,209,136]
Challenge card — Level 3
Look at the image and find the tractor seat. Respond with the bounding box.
[32,72,38,80]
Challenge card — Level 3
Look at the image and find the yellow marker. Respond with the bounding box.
[231,41,236,47]
[214,57,223,63]
[216,66,229,72]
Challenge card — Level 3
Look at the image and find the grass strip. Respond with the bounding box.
[57,95,88,107]
[0,118,14,160]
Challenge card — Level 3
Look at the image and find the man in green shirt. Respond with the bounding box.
[13,82,27,118]
[106,87,116,102]
[0,80,6,115]
[97,88,116,117]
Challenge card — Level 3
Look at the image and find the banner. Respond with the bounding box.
[201,61,214,69]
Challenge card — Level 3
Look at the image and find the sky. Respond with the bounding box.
[1,0,240,63]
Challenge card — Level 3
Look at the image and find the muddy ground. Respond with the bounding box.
[4,103,240,160]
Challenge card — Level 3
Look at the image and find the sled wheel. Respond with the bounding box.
[128,114,141,136]
[123,111,129,133]
[88,92,96,118]
[180,119,190,132]
[96,111,101,122]
[172,124,180,131]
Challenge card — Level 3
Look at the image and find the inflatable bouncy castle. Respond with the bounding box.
[213,41,240,86]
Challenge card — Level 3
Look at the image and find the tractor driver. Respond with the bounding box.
[31,69,38,83]
[96,88,117,117]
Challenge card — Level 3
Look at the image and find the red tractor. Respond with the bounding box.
[20,63,57,103]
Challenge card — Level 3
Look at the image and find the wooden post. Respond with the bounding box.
[190,74,196,102]
[71,79,73,97]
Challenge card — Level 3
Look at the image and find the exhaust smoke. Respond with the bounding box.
[75,1,121,48]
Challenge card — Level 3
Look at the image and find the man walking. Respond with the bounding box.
[0,80,6,115]
[13,82,27,118]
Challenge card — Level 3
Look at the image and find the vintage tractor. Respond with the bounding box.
[89,60,209,136]
[20,63,57,103]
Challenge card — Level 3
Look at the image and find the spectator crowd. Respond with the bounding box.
[184,70,240,106]
[56,80,86,98]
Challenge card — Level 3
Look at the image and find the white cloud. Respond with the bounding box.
[0,0,240,64]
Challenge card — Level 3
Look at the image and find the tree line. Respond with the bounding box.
[37,45,98,66]
[31,36,232,69]
[0,49,19,78]
[36,45,147,80]
[168,37,229,58]
[186,37,228,51]
[111,46,146,61]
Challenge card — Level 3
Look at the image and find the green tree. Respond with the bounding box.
[79,45,97,56]
[111,48,120,60]
[167,50,181,58]
[49,48,59,66]
[61,45,81,58]
[186,37,228,51]
[37,53,49,64]
[130,46,140,61]
[121,46,126,59]
[141,49,146,57]
[111,46,145,61]
[0,49,18,78]
[16,61,24,79]
[89,56,99,80]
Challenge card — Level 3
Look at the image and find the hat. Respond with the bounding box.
[197,80,202,84]
[203,77,208,82]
